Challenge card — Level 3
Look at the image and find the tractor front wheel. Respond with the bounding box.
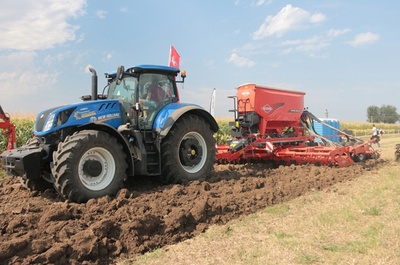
[52,130,127,203]
[161,114,216,183]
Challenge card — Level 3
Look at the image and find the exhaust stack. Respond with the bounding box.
[88,67,98,100]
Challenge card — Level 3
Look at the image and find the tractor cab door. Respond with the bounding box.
[137,73,177,130]
[107,76,137,123]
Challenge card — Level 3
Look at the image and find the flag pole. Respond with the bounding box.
[168,45,172,66]
[210,88,216,117]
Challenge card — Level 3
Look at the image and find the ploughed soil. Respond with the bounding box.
[0,159,385,265]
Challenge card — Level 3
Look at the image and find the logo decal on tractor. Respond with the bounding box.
[262,102,285,115]
[241,90,250,97]
[97,113,120,122]
[74,111,96,120]
[262,105,273,113]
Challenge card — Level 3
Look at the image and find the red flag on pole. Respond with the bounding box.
[168,45,180,69]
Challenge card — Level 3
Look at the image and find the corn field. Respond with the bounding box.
[2,117,400,150]
[340,121,400,137]
[0,118,35,151]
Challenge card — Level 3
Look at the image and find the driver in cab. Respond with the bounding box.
[140,76,165,108]
[139,75,167,120]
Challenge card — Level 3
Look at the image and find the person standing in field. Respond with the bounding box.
[370,124,381,150]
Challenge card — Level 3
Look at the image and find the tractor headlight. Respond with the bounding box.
[43,113,55,132]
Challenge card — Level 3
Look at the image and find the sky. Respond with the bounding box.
[1,0,399,122]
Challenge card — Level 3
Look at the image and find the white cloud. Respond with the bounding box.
[256,0,265,6]
[328,28,352,38]
[252,0,273,6]
[0,52,58,98]
[103,53,113,61]
[228,53,255,67]
[254,0,265,6]
[0,51,36,71]
[275,28,353,56]
[43,51,73,66]
[310,13,326,23]
[204,59,215,67]
[279,27,355,56]
[96,10,107,19]
[282,36,321,47]
[281,36,329,54]
[0,0,86,51]
[253,4,326,40]
[348,32,379,47]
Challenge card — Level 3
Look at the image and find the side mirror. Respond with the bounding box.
[116,65,125,85]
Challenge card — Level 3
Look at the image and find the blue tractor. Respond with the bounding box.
[0,65,218,203]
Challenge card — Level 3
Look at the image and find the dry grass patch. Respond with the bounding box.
[129,136,400,265]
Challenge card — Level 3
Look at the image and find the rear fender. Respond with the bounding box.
[153,103,219,138]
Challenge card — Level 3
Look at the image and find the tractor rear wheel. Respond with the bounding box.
[160,114,216,183]
[52,130,127,203]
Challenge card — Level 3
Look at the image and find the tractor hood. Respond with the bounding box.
[34,99,124,136]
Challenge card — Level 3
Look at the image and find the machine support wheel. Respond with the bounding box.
[160,114,216,183]
[357,153,366,162]
[52,130,127,203]
[352,153,367,163]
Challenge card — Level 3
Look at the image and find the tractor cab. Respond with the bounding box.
[105,65,184,129]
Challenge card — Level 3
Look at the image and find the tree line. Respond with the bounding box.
[367,105,400,124]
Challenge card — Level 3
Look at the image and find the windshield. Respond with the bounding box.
[107,76,137,111]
